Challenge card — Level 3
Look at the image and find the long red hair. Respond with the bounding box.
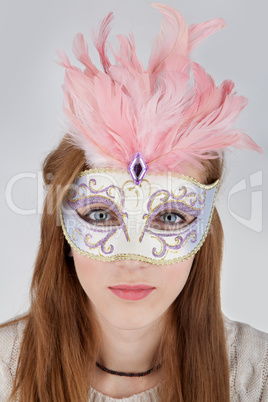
[1,136,229,401]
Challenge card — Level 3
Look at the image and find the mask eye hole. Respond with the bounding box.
[76,203,121,227]
[149,208,196,231]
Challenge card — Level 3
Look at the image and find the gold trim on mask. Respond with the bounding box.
[122,180,140,208]
[122,178,152,208]
[68,185,124,211]
[72,229,113,253]
[77,168,219,190]
[149,229,197,259]
[88,181,104,192]
[107,186,124,209]
[85,234,113,254]
[183,190,206,205]
[149,235,165,257]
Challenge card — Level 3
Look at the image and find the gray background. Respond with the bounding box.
[0,0,267,331]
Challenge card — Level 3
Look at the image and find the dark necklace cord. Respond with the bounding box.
[96,361,161,377]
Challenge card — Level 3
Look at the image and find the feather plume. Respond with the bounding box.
[188,18,226,52]
[148,4,189,75]
[72,33,99,76]
[56,3,262,175]
[92,11,114,74]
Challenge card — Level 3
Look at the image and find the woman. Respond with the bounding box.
[0,4,267,401]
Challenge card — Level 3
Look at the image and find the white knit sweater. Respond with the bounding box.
[0,316,267,401]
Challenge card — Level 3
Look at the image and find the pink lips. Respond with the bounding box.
[108,284,155,300]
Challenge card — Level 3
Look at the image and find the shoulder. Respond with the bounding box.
[0,316,27,401]
[223,315,268,401]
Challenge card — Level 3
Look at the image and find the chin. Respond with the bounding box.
[102,302,164,330]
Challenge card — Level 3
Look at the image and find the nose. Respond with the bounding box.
[113,258,151,271]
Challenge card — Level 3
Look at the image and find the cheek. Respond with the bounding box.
[159,257,194,299]
[72,251,104,294]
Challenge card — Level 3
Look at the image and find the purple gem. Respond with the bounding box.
[128,152,148,185]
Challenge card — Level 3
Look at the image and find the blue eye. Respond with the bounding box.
[160,212,183,224]
[78,206,121,226]
[89,210,110,221]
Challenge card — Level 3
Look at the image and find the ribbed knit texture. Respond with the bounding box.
[0,316,267,401]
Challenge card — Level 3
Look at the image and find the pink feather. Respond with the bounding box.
[56,3,262,175]
[92,11,114,74]
[188,18,226,52]
[72,33,99,76]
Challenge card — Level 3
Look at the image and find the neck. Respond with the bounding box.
[96,313,163,374]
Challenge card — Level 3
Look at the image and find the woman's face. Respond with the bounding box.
[72,249,194,329]
[70,166,205,330]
